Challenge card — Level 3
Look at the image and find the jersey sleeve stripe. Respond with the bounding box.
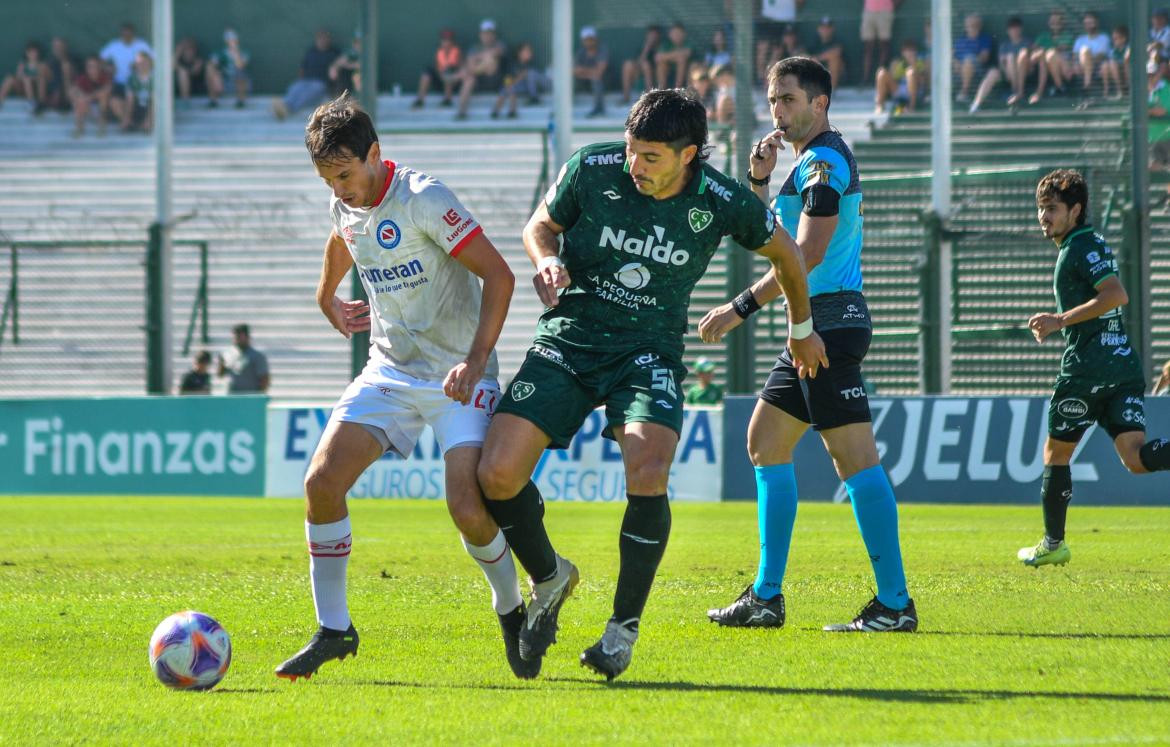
[449,224,484,257]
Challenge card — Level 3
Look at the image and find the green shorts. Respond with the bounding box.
[496,340,687,449]
[1048,377,1147,442]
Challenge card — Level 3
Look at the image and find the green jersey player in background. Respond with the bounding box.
[476,88,827,680]
[1019,169,1170,567]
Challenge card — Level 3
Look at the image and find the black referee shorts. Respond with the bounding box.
[759,326,873,431]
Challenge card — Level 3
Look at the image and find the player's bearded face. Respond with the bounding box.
[314,144,382,207]
[624,136,695,199]
[1037,198,1078,240]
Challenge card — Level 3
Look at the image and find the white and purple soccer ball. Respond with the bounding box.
[149,611,231,690]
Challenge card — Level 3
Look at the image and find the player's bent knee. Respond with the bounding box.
[303,468,348,509]
[625,457,672,494]
[476,458,525,502]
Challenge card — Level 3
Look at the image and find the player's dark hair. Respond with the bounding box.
[1036,169,1089,226]
[767,56,833,111]
[1007,17,1023,28]
[625,88,710,169]
[195,350,212,365]
[232,323,250,336]
[305,92,378,165]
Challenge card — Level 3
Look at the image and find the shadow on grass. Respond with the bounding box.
[213,687,278,694]
[356,678,1170,704]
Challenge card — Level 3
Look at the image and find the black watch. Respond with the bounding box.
[747,172,771,186]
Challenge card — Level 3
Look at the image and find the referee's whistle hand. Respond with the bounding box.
[789,332,828,379]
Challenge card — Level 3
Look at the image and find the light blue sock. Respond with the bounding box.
[752,463,798,600]
[845,464,909,610]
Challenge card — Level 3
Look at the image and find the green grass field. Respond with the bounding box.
[2,496,1170,745]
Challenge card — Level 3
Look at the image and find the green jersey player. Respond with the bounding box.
[1018,169,1170,567]
[476,88,827,680]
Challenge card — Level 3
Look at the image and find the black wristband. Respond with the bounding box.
[731,288,762,319]
[747,172,771,186]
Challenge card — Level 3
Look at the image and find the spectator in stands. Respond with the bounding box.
[1153,359,1170,395]
[621,25,661,103]
[43,37,76,113]
[271,29,337,120]
[705,27,733,70]
[1029,11,1076,105]
[810,16,845,89]
[779,24,808,58]
[757,0,804,82]
[712,62,735,124]
[1149,57,1170,172]
[173,37,205,107]
[1101,26,1130,100]
[688,66,715,112]
[952,12,992,103]
[119,51,153,132]
[100,22,152,102]
[655,22,692,89]
[69,55,112,137]
[1073,12,1111,97]
[217,324,270,394]
[454,19,507,120]
[412,29,462,109]
[330,30,362,96]
[179,351,213,395]
[0,41,49,112]
[968,16,1030,114]
[860,0,902,86]
[574,26,608,118]
[205,28,250,109]
[1151,9,1170,76]
[491,41,548,118]
[874,39,925,114]
[684,357,723,405]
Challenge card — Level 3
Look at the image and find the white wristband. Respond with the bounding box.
[537,255,564,272]
[789,316,814,340]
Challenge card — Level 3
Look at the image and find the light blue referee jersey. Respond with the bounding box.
[772,129,863,297]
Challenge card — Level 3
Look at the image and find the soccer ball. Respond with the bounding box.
[149,611,232,690]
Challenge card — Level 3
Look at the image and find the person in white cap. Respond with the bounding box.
[456,19,507,120]
[573,26,608,117]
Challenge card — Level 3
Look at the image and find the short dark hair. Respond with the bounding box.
[767,56,833,111]
[305,93,378,165]
[1036,169,1089,226]
[625,88,710,167]
[232,323,250,336]
[195,350,212,365]
[1007,17,1023,28]
[1114,25,1129,38]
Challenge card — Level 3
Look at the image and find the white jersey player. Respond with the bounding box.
[276,94,537,681]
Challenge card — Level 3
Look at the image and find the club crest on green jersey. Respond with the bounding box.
[510,381,536,401]
[688,207,713,233]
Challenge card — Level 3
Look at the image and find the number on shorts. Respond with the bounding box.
[650,368,677,399]
[474,388,499,414]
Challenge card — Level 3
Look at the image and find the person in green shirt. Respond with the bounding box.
[1029,10,1076,104]
[684,356,724,404]
[476,88,826,682]
[1018,169,1170,568]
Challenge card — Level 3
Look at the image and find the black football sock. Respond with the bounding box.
[611,494,671,628]
[1041,465,1073,544]
[483,481,559,583]
[1139,438,1170,472]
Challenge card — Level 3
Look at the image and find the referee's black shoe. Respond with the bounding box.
[498,604,541,679]
[823,597,918,633]
[707,585,786,628]
[275,624,359,681]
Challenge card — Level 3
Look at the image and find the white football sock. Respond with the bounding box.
[306,517,352,631]
[462,530,524,615]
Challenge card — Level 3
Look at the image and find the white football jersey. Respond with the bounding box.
[330,161,497,382]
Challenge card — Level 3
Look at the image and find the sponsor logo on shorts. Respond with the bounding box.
[635,352,660,367]
[532,344,575,374]
[655,399,674,409]
[1056,398,1089,418]
[376,219,401,249]
[510,381,536,401]
[688,207,713,233]
[842,304,867,321]
[1122,408,1146,426]
[840,386,867,400]
[615,262,651,290]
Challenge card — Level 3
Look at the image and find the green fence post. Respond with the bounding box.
[145,223,166,394]
[919,210,943,393]
[200,241,209,345]
[1120,204,1147,369]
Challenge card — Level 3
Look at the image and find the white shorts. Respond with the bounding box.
[327,359,501,457]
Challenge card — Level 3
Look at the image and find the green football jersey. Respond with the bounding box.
[1053,225,1143,383]
[540,141,778,353]
[684,382,724,405]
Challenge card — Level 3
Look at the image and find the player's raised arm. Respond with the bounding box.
[522,196,571,308]
[446,232,515,404]
[315,230,370,339]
